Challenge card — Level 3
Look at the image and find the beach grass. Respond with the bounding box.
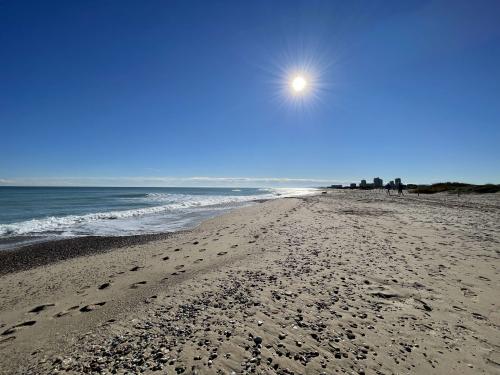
[411,182,500,194]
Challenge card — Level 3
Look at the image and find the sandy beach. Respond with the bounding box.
[0,190,499,374]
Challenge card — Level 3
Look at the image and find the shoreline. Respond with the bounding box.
[0,199,275,276]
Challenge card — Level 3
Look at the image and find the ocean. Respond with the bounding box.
[0,186,316,249]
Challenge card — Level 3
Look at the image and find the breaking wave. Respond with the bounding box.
[0,188,316,237]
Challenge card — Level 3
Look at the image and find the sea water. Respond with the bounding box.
[0,186,316,249]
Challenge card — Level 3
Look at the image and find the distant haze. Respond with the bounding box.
[0,177,347,188]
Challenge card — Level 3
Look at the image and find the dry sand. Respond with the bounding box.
[0,190,499,374]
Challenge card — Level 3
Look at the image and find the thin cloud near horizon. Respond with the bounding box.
[0,176,351,188]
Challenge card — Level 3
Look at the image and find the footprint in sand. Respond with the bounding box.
[130,266,141,272]
[472,312,487,320]
[79,302,106,313]
[29,303,55,314]
[98,282,111,290]
[130,281,147,289]
[54,311,70,318]
[194,258,204,263]
[174,248,181,252]
[0,336,16,344]
[231,244,238,248]
[54,305,80,318]
[193,241,199,245]
[199,249,206,252]
[1,328,16,336]
[14,321,36,328]
[217,251,228,256]
[175,265,185,270]
[1,321,36,336]
[162,256,170,260]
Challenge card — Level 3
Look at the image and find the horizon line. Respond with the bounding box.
[0,175,497,188]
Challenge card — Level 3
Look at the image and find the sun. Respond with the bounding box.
[268,53,329,110]
[292,75,307,93]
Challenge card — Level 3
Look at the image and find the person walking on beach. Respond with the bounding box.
[385,183,391,196]
[398,183,404,196]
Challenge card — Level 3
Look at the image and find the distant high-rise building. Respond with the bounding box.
[373,177,383,188]
[395,178,402,187]
[360,179,367,188]
[389,180,395,188]
[350,183,357,189]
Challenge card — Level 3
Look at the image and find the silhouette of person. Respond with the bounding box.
[398,183,404,196]
[385,183,391,195]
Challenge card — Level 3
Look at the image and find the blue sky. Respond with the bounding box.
[1,0,499,186]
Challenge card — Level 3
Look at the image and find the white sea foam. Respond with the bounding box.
[0,188,317,237]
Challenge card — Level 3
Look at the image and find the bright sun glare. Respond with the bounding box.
[292,76,307,92]
[271,55,327,109]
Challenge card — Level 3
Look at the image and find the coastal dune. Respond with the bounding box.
[0,191,499,374]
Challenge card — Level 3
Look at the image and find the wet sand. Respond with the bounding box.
[0,233,177,276]
[0,191,499,374]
